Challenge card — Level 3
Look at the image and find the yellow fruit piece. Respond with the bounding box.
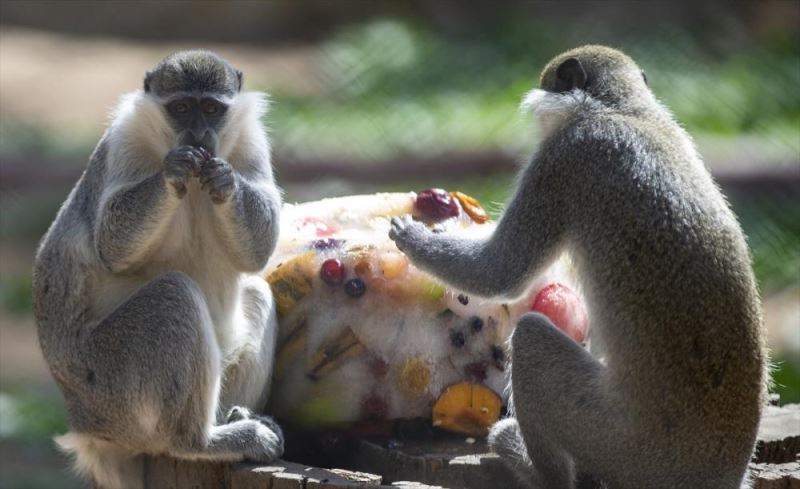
[450,191,489,224]
[378,251,408,279]
[398,357,431,398]
[267,252,316,317]
[307,327,366,380]
[432,383,502,436]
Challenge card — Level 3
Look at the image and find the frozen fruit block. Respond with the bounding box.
[264,192,584,432]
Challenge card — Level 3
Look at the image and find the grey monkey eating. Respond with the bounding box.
[33,51,284,489]
[390,45,767,489]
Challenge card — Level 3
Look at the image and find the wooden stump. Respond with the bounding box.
[134,404,800,489]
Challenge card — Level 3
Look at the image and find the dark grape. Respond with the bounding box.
[344,278,367,298]
[311,238,344,250]
[469,316,484,333]
[414,188,459,220]
[450,330,466,347]
[465,362,488,381]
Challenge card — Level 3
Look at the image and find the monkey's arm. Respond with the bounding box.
[95,173,180,274]
[390,158,566,298]
[95,146,202,274]
[201,158,281,272]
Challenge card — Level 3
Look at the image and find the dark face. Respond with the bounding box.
[144,51,243,155]
[165,95,229,155]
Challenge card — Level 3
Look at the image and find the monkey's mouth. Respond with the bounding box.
[179,131,218,156]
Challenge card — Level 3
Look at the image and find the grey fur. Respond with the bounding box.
[390,46,767,489]
[144,50,242,97]
[34,51,283,489]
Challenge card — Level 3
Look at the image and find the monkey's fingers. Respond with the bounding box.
[389,216,407,238]
[200,169,234,191]
[209,183,236,204]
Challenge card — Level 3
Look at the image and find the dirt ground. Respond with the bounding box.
[0,27,319,134]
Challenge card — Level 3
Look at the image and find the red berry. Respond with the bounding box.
[531,283,588,343]
[320,259,345,286]
[360,395,388,420]
[465,362,488,381]
[297,217,338,237]
[415,188,459,221]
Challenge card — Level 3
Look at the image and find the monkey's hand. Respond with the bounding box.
[164,145,204,198]
[199,157,237,204]
[389,215,432,260]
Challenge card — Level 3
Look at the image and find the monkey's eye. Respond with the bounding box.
[202,101,222,115]
[170,102,190,115]
[641,70,648,86]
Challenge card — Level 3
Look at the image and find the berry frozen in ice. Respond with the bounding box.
[320,259,345,286]
[344,278,367,298]
[464,362,487,382]
[468,316,484,333]
[311,238,344,250]
[450,330,466,348]
[491,345,506,371]
[297,216,338,237]
[414,188,459,221]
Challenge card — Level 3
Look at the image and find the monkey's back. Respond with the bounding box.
[554,112,766,463]
[33,143,108,392]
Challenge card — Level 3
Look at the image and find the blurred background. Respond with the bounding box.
[0,1,798,487]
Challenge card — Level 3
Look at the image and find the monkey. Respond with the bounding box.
[389,45,767,489]
[32,50,284,489]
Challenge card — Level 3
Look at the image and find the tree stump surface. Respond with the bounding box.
[135,404,799,489]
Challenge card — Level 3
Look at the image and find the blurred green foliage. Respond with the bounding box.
[0,275,33,314]
[0,389,68,441]
[267,19,800,160]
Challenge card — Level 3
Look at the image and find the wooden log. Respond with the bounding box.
[755,404,800,464]
[142,459,382,489]
[749,462,800,489]
[133,404,799,489]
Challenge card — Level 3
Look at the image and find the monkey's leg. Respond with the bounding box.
[218,276,279,413]
[213,276,285,457]
[75,272,281,463]
[488,418,545,488]
[508,312,618,489]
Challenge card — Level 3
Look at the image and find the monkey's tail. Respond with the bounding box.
[56,432,144,489]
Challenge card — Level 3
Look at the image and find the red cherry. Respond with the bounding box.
[297,217,338,237]
[320,259,345,286]
[531,283,588,343]
[415,188,459,221]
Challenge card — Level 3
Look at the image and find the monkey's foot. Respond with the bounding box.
[225,406,285,451]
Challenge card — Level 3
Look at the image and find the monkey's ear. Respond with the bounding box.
[555,58,587,92]
[144,71,153,93]
[236,70,243,92]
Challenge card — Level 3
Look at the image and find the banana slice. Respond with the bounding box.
[267,251,316,317]
[274,315,309,378]
[307,327,366,380]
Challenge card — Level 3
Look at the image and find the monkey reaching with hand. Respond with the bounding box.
[390,46,767,489]
[34,51,284,489]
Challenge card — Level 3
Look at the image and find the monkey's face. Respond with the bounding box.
[164,95,229,155]
[144,51,244,155]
